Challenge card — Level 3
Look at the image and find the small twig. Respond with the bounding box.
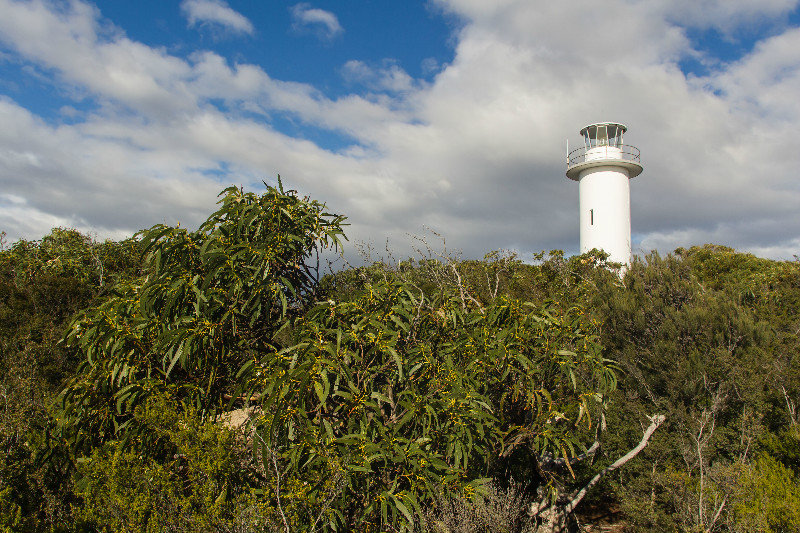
[310,468,347,531]
[254,431,290,533]
[540,441,600,471]
[271,449,290,533]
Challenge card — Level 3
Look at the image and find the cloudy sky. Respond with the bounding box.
[1,0,800,260]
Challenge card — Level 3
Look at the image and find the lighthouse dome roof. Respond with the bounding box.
[579,122,627,138]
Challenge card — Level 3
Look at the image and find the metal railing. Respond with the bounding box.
[567,144,641,168]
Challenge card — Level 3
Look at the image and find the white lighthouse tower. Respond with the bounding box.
[566,122,643,266]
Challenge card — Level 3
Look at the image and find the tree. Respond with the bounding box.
[54,182,618,531]
[241,275,615,531]
[0,228,142,530]
[595,248,800,532]
[59,181,346,451]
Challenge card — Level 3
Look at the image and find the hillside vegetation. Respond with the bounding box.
[1,184,799,532]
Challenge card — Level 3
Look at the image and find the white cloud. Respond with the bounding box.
[341,60,419,93]
[654,0,799,33]
[421,57,441,75]
[181,0,254,36]
[0,95,224,235]
[290,3,343,40]
[707,27,800,120]
[1,0,800,261]
[0,0,194,116]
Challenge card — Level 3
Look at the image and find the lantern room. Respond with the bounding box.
[566,122,642,180]
[581,122,626,149]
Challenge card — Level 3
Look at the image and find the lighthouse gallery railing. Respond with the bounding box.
[566,144,641,168]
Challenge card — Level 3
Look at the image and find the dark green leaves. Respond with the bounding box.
[244,278,613,531]
[59,182,346,451]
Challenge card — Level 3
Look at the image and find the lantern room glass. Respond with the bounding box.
[582,123,625,149]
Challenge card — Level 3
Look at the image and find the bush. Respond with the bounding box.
[731,453,800,533]
[416,483,532,533]
[75,394,259,532]
[244,275,614,531]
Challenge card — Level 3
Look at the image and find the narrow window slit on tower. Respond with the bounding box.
[590,209,594,225]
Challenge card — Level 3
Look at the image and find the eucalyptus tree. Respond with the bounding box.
[241,274,617,531]
[59,181,346,450]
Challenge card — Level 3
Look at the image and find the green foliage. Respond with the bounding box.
[414,483,531,533]
[244,274,614,531]
[6,187,799,533]
[59,181,346,451]
[607,251,771,415]
[731,453,800,533]
[0,389,76,532]
[759,427,800,475]
[0,227,141,391]
[320,248,619,315]
[0,487,23,533]
[0,228,141,531]
[682,245,800,432]
[597,248,800,532]
[75,394,258,532]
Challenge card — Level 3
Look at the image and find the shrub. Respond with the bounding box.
[75,394,259,532]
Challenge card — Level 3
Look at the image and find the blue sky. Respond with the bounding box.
[2,0,800,260]
[0,1,457,149]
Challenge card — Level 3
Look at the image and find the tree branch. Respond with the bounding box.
[563,414,665,515]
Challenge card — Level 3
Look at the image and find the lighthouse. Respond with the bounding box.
[566,122,643,266]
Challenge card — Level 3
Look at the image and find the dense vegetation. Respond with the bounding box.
[1,183,799,532]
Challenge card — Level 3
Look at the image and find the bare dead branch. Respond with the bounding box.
[782,385,798,426]
[563,414,665,515]
[708,494,728,532]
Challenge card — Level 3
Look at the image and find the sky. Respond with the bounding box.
[1,0,800,262]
